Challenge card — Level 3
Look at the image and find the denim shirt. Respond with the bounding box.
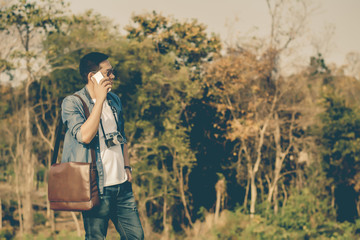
[61,86,127,194]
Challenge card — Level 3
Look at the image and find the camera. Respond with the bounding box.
[105,132,126,148]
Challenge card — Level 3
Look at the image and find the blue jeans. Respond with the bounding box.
[82,181,144,239]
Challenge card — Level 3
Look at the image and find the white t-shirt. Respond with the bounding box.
[93,99,127,186]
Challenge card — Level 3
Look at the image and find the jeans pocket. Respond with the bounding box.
[125,181,133,193]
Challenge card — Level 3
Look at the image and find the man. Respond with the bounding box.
[61,52,144,239]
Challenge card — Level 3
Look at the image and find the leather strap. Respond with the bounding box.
[51,115,64,165]
[51,94,96,168]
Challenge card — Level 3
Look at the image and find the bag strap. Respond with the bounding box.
[51,114,64,165]
[51,94,96,167]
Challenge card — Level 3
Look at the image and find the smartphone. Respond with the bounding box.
[93,71,104,84]
[92,71,111,92]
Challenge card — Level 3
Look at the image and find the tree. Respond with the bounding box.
[203,0,316,215]
[124,12,222,234]
[0,84,25,235]
[125,11,221,71]
[204,50,275,217]
[122,43,197,235]
[320,93,360,222]
[0,0,67,233]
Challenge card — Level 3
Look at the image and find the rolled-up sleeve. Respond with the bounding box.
[61,96,86,143]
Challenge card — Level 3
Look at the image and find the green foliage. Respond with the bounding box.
[0,85,17,119]
[0,226,15,240]
[33,212,46,226]
[23,231,82,240]
[196,206,208,221]
[0,0,69,72]
[265,163,359,239]
[44,10,118,70]
[309,53,330,76]
[191,207,359,240]
[0,0,67,31]
[0,58,14,74]
[126,11,221,69]
[321,93,360,185]
[272,188,332,236]
[126,45,197,230]
[1,199,19,232]
[36,166,46,183]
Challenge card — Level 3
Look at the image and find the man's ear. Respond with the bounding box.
[87,72,94,83]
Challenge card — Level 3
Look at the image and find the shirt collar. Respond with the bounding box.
[83,86,95,105]
[83,85,113,106]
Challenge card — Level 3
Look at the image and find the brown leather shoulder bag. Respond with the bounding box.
[48,94,100,211]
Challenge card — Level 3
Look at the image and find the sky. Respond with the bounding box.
[68,0,360,68]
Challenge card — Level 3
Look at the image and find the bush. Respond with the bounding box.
[186,205,360,239]
[34,212,47,226]
[268,186,359,239]
[0,226,15,240]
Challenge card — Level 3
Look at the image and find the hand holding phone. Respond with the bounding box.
[92,71,111,92]
[93,71,104,84]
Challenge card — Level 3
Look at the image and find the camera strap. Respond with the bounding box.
[99,99,123,141]
[108,100,121,132]
[99,119,108,141]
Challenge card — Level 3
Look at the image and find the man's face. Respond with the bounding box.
[98,60,115,80]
